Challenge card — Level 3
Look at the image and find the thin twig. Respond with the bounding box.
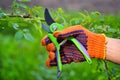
[103,60,111,80]
[0,14,45,22]
[6,14,31,18]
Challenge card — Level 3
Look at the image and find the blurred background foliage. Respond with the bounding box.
[0,0,120,80]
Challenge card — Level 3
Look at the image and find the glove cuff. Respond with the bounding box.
[87,34,107,59]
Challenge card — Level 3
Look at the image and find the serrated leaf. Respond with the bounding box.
[23,32,34,41]
[15,31,23,40]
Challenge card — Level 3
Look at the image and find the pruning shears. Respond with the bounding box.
[42,8,92,78]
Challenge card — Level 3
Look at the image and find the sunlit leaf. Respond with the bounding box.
[58,8,64,14]
[79,13,86,19]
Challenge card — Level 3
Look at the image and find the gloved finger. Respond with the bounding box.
[48,51,55,61]
[46,58,51,68]
[41,35,52,46]
[46,43,56,51]
[49,56,68,67]
[46,55,66,68]
[46,50,85,67]
[53,25,87,39]
[46,55,69,67]
[46,52,68,68]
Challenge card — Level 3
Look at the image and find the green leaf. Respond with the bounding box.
[19,3,28,9]
[58,8,64,14]
[0,12,5,18]
[23,32,34,41]
[18,0,31,2]
[75,19,80,24]
[0,13,3,18]
[23,29,29,32]
[91,11,101,15]
[108,28,116,33]
[12,2,19,8]
[79,13,86,19]
[15,31,23,40]
[12,23,19,30]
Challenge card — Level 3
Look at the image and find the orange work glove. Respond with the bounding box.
[41,25,107,68]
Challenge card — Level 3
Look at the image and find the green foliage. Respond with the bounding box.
[15,30,23,40]
[0,1,120,80]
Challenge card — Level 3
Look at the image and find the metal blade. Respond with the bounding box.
[42,23,50,33]
[45,8,55,25]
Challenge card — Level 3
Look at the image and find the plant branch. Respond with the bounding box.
[103,60,111,80]
[6,14,31,18]
[0,14,45,22]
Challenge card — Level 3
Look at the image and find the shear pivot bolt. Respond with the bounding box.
[53,26,58,31]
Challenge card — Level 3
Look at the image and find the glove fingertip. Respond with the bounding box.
[41,35,48,46]
[41,39,46,46]
[46,43,55,51]
[49,52,55,60]
[46,59,51,68]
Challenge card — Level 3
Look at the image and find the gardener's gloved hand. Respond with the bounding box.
[41,25,107,68]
